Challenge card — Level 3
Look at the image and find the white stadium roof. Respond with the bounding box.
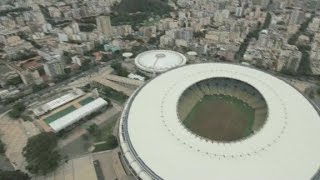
[49,98,107,132]
[123,52,133,58]
[135,50,187,73]
[120,63,320,180]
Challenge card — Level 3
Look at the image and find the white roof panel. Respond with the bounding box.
[122,63,320,180]
[49,98,107,132]
[33,90,84,116]
[135,50,187,73]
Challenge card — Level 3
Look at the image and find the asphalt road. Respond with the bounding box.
[3,62,113,109]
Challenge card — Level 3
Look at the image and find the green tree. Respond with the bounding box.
[297,50,312,75]
[148,37,158,45]
[0,170,30,180]
[194,31,206,38]
[0,139,5,154]
[6,76,23,86]
[8,102,26,119]
[87,124,99,136]
[262,13,272,29]
[105,135,118,149]
[23,132,61,175]
[111,61,129,77]
[32,83,49,93]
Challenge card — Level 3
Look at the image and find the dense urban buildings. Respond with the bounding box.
[0,0,320,179]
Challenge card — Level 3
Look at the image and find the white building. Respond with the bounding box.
[96,16,113,39]
[134,50,187,77]
[119,63,320,180]
[49,98,108,132]
[33,89,85,116]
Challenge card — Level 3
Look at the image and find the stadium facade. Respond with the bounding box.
[119,63,320,180]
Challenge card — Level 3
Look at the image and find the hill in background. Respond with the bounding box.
[113,0,171,15]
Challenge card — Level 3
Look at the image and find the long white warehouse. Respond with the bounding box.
[49,98,108,132]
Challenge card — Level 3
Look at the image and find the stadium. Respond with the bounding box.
[119,63,320,180]
[134,50,187,77]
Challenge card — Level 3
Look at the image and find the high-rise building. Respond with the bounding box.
[235,6,243,17]
[288,10,304,25]
[175,28,193,41]
[96,16,113,39]
[71,21,80,34]
[44,60,65,77]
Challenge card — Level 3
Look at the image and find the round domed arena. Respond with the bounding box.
[119,63,320,180]
[134,50,187,77]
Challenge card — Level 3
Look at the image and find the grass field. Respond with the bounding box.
[183,95,254,141]
[44,105,77,124]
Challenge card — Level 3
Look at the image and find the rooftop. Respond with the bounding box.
[135,50,187,73]
[120,63,320,180]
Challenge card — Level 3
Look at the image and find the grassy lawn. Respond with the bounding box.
[87,114,119,152]
[79,97,95,106]
[184,95,255,138]
[94,118,117,142]
[44,105,76,124]
[92,135,117,152]
[100,87,128,103]
[93,142,110,152]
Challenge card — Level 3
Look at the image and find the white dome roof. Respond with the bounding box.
[120,63,320,180]
[122,52,133,58]
[135,50,187,73]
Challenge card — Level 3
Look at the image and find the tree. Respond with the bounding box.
[105,135,118,149]
[148,37,158,45]
[32,83,49,93]
[87,124,99,136]
[0,139,5,154]
[194,31,206,38]
[288,33,300,45]
[316,88,320,95]
[297,52,312,75]
[0,170,30,180]
[111,61,129,77]
[23,132,61,175]
[262,12,272,29]
[6,76,23,86]
[79,24,96,32]
[111,61,121,70]
[8,102,26,119]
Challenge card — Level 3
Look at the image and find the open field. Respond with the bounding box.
[183,95,254,142]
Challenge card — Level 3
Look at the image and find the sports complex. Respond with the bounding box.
[118,63,320,180]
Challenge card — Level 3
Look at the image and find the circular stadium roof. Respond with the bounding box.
[123,52,133,58]
[120,63,320,180]
[187,51,197,56]
[134,50,187,73]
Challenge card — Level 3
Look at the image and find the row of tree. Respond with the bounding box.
[287,14,315,75]
[8,102,26,119]
[111,61,129,77]
[234,12,272,61]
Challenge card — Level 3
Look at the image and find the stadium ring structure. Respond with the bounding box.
[119,63,320,180]
[134,50,187,77]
